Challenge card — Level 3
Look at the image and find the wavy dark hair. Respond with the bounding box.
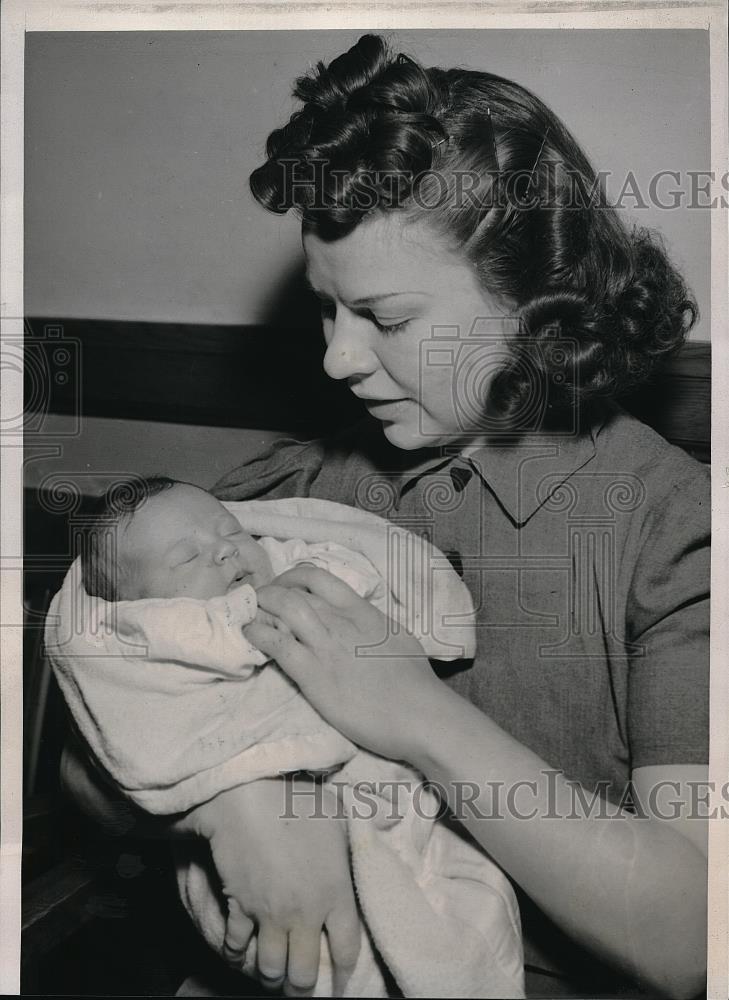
[250,33,697,423]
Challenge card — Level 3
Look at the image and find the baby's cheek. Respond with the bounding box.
[254,562,275,587]
[162,570,205,599]
[253,547,275,585]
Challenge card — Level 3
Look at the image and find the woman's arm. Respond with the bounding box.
[60,736,362,993]
[410,691,707,1000]
[184,776,362,994]
[247,566,708,1000]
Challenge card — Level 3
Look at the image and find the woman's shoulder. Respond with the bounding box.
[212,417,388,503]
[593,403,710,505]
[591,405,709,595]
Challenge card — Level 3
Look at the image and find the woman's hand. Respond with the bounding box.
[186,777,362,995]
[243,565,447,762]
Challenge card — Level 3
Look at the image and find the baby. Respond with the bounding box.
[80,475,378,603]
[48,477,525,999]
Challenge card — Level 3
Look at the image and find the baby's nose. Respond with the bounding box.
[214,540,238,564]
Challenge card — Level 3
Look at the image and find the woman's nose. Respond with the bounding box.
[322,311,378,381]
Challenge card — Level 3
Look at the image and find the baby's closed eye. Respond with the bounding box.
[221,519,244,537]
[169,546,199,568]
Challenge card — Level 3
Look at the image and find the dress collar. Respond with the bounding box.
[392,409,608,527]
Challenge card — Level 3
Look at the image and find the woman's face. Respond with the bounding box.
[303,212,514,450]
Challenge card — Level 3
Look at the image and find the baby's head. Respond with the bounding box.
[80,477,273,601]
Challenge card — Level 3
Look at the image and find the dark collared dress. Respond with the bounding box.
[215,401,710,998]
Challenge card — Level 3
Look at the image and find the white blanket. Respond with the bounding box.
[46,497,523,997]
[178,762,525,998]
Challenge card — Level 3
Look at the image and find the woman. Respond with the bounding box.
[64,34,709,999]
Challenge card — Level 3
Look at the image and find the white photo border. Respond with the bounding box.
[2,2,727,996]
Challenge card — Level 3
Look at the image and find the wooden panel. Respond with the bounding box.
[620,342,711,463]
[24,317,360,433]
[22,858,101,965]
[24,319,710,460]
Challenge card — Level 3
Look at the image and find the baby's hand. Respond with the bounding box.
[187,777,362,995]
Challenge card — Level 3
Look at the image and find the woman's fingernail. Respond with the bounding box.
[260,969,285,983]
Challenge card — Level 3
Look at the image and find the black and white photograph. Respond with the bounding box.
[2,3,728,998]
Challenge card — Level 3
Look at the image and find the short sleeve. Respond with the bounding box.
[213,435,328,502]
[626,462,710,770]
[212,417,383,506]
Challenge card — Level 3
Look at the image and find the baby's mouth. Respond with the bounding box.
[227,570,252,592]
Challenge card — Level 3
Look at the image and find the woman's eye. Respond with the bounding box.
[371,316,411,335]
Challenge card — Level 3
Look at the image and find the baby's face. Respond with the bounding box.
[118,484,274,600]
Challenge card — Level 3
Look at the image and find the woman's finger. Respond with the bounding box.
[285,586,341,623]
[269,565,364,610]
[254,607,290,633]
[255,584,331,645]
[258,586,332,626]
[326,899,362,992]
[243,621,322,694]
[222,898,254,965]
[243,620,303,664]
[285,924,321,994]
[257,921,289,987]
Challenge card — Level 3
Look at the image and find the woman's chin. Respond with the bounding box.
[380,419,440,451]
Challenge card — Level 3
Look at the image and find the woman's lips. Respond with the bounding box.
[358,397,411,417]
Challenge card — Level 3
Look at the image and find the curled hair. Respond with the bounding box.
[79,476,179,600]
[250,34,697,422]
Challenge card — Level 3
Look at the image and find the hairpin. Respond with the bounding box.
[484,107,500,174]
[431,134,454,151]
[525,127,550,196]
